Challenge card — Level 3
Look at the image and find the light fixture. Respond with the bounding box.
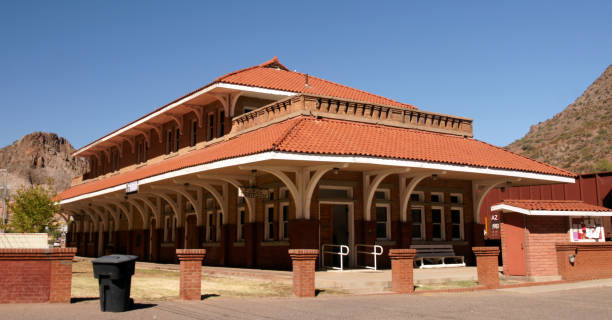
[431,174,438,181]
[183,182,190,188]
[500,186,506,192]
[333,167,340,175]
[569,254,576,266]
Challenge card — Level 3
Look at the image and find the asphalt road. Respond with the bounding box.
[2,286,612,320]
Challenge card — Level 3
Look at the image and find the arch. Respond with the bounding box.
[141,191,180,227]
[132,195,160,225]
[472,179,506,223]
[151,185,201,226]
[399,173,434,222]
[98,200,132,230]
[126,199,150,229]
[183,181,227,223]
[363,168,411,221]
[96,203,121,232]
[195,175,255,222]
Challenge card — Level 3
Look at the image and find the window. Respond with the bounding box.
[174,128,180,152]
[172,217,177,241]
[111,149,120,172]
[191,119,198,147]
[91,159,97,176]
[431,207,445,240]
[207,113,215,141]
[268,188,275,201]
[206,211,214,242]
[450,193,462,204]
[243,106,255,114]
[410,191,424,202]
[375,204,391,240]
[137,141,148,164]
[279,187,289,200]
[216,210,223,242]
[280,203,289,240]
[430,192,444,203]
[218,111,225,137]
[264,204,275,240]
[374,189,390,201]
[450,207,463,240]
[237,208,245,241]
[411,206,425,240]
[319,186,353,199]
[166,130,173,155]
[89,222,93,241]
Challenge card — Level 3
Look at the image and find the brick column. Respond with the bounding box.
[176,249,206,300]
[473,246,500,288]
[288,249,319,297]
[388,249,416,293]
[49,248,78,303]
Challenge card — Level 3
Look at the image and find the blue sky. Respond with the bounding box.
[1,1,611,149]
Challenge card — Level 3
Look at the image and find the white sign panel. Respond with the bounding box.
[126,181,138,194]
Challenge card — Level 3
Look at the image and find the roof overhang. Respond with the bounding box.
[491,204,612,217]
[60,151,575,205]
[73,83,295,157]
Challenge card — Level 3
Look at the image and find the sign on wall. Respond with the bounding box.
[570,217,605,242]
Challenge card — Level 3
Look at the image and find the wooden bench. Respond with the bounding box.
[410,244,465,269]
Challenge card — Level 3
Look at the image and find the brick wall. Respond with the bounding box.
[525,216,568,277]
[0,248,77,303]
[556,243,612,280]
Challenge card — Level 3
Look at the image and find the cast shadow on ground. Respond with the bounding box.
[315,289,326,296]
[201,294,220,300]
[71,297,99,303]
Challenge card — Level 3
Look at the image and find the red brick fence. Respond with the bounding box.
[556,243,612,281]
[0,248,77,303]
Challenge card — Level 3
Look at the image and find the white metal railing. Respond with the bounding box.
[356,244,384,270]
[321,244,350,271]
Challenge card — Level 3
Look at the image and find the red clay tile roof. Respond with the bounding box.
[58,116,574,201]
[216,57,415,109]
[494,200,612,212]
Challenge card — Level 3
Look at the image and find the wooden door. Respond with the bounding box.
[502,212,526,276]
[320,204,334,246]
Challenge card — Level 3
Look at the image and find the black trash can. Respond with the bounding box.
[92,254,138,312]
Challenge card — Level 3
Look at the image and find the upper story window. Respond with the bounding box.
[166,130,173,155]
[111,149,120,172]
[174,128,180,152]
[218,111,225,137]
[207,113,215,141]
[137,141,147,164]
[191,119,198,147]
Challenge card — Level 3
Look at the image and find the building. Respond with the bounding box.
[59,57,575,269]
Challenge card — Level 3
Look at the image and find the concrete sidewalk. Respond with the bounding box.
[1,283,612,320]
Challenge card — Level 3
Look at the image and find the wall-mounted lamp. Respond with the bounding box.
[333,167,340,175]
[183,182,190,188]
[431,174,438,181]
[500,186,506,192]
[569,254,576,266]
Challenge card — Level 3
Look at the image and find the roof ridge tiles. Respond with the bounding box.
[291,70,416,109]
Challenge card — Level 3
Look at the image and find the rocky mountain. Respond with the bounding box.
[0,132,87,197]
[506,65,612,174]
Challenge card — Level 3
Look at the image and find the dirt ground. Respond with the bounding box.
[72,259,298,301]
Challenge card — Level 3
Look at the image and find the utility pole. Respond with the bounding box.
[0,169,7,227]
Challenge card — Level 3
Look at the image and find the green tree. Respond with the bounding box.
[4,184,60,233]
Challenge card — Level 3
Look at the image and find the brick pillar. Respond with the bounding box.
[473,246,500,288]
[388,249,416,293]
[49,248,77,303]
[288,249,319,297]
[176,249,206,300]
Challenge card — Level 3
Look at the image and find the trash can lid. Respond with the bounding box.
[92,254,138,264]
